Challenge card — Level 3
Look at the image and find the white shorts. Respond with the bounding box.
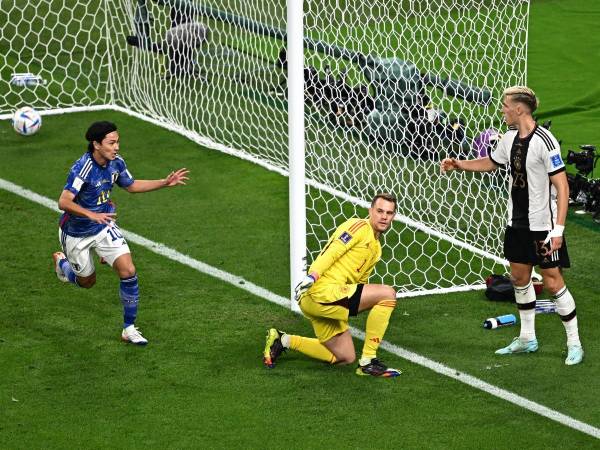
[59,224,131,277]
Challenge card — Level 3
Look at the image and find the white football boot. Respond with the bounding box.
[52,252,69,283]
[121,325,148,345]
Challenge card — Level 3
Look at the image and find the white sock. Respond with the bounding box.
[359,356,373,366]
[554,286,581,347]
[514,282,536,341]
[280,333,291,348]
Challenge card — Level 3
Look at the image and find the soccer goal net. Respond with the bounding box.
[0,0,531,296]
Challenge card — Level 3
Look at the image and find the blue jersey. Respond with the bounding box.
[59,152,135,237]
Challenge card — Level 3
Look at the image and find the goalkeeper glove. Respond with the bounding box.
[543,224,564,245]
[294,273,317,301]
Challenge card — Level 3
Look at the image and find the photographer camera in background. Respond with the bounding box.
[127,0,208,78]
[276,50,376,129]
[440,86,584,366]
[565,144,600,221]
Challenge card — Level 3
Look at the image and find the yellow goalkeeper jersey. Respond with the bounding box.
[308,218,381,287]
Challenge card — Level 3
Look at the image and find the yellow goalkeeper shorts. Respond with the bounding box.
[299,283,363,343]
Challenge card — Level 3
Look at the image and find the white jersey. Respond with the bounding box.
[489,125,565,231]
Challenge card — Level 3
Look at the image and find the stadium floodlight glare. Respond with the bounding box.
[0,0,531,303]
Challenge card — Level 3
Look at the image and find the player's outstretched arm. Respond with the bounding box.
[440,157,461,174]
[163,168,189,187]
[440,157,497,174]
[58,190,116,224]
[126,168,190,193]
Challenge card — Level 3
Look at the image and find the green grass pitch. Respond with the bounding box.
[1,108,599,448]
[1,0,600,448]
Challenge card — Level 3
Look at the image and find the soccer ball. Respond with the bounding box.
[12,106,42,136]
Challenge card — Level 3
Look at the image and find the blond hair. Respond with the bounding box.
[503,86,538,113]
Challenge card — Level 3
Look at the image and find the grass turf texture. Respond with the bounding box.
[1,109,599,448]
[2,0,594,290]
[1,0,600,447]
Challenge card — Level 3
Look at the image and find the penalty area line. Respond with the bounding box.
[0,177,598,441]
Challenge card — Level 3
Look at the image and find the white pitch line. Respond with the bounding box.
[1,177,598,440]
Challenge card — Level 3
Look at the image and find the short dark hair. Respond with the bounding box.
[371,193,397,211]
[86,121,117,152]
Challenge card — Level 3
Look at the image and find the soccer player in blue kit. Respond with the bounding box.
[52,121,189,345]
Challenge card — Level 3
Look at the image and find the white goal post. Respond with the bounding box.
[0,0,532,301]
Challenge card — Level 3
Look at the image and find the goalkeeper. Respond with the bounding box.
[263,193,401,377]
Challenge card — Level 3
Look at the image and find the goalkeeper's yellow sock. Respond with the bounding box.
[361,300,396,361]
[289,335,337,364]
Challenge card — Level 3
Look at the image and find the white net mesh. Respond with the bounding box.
[1,0,531,294]
[109,1,289,169]
[0,0,110,113]
[301,1,530,292]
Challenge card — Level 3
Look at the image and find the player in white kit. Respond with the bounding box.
[440,86,583,365]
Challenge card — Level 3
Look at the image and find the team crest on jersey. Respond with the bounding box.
[550,154,563,168]
[111,171,119,183]
[339,231,352,244]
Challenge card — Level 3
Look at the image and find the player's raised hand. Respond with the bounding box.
[164,168,189,187]
[88,212,117,225]
[440,158,460,174]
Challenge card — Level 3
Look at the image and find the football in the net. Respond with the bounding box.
[12,106,42,136]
